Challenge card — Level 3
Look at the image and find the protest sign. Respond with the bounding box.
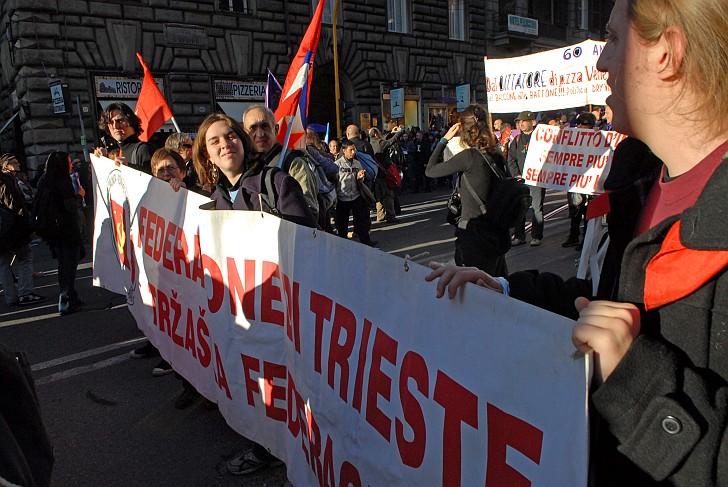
[522,124,627,194]
[485,39,608,113]
[92,156,589,486]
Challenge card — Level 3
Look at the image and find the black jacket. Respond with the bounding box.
[36,173,83,248]
[506,131,532,177]
[118,135,154,174]
[426,140,505,227]
[0,171,33,252]
[211,165,317,229]
[508,154,728,486]
[349,136,374,158]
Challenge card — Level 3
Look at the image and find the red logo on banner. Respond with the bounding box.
[105,170,137,302]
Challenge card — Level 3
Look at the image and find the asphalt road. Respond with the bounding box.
[0,186,580,487]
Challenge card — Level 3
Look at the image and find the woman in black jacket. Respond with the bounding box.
[192,112,315,475]
[36,151,84,315]
[427,0,728,484]
[426,104,509,275]
[192,113,317,228]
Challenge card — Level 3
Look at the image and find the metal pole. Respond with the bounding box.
[333,0,342,139]
[76,96,90,163]
[484,56,492,129]
[170,116,181,133]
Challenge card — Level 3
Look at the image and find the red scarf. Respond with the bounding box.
[644,221,728,310]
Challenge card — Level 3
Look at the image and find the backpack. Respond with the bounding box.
[31,185,63,240]
[471,150,532,230]
[386,162,403,190]
[257,166,282,216]
[353,151,379,181]
[284,150,337,213]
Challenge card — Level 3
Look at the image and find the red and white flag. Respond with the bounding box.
[273,0,326,149]
[135,53,174,142]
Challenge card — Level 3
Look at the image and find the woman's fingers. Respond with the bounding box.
[571,300,641,382]
[425,263,500,299]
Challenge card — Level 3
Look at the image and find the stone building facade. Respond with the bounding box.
[0,0,609,173]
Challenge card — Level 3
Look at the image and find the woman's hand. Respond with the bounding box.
[425,262,504,299]
[444,123,461,141]
[572,298,641,384]
[168,178,186,192]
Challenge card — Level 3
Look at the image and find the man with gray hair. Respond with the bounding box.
[242,105,320,221]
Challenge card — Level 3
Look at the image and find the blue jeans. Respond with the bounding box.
[0,243,33,304]
[514,186,546,241]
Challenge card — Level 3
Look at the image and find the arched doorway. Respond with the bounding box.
[308,62,353,138]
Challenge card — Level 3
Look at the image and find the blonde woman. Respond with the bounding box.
[428,0,728,484]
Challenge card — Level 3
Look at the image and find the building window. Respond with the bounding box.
[449,0,466,40]
[577,0,588,29]
[218,0,249,14]
[387,0,410,34]
[589,0,612,35]
[312,0,341,25]
[528,0,567,38]
[529,0,566,25]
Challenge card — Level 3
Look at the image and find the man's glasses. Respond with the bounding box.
[108,118,130,127]
[182,144,193,149]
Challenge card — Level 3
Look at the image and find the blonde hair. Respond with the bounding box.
[628,0,728,131]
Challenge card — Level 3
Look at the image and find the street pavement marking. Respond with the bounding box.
[34,353,131,386]
[31,336,147,371]
[391,237,456,256]
[0,310,63,328]
[0,302,128,328]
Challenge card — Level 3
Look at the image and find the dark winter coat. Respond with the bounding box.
[118,135,155,174]
[36,173,83,248]
[210,165,317,229]
[426,140,505,228]
[506,131,532,177]
[508,154,728,486]
[0,171,33,252]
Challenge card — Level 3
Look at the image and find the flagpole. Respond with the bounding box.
[333,0,342,139]
[278,116,295,168]
[170,116,181,133]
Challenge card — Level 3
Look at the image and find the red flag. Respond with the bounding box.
[273,0,326,148]
[135,53,174,142]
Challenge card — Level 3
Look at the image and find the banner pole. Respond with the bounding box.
[483,56,493,129]
[76,96,90,163]
[333,0,342,139]
[277,116,295,168]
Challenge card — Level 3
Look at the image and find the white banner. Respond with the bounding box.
[92,156,589,487]
[523,124,627,194]
[485,40,609,113]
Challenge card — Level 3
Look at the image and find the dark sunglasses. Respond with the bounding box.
[182,144,194,149]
